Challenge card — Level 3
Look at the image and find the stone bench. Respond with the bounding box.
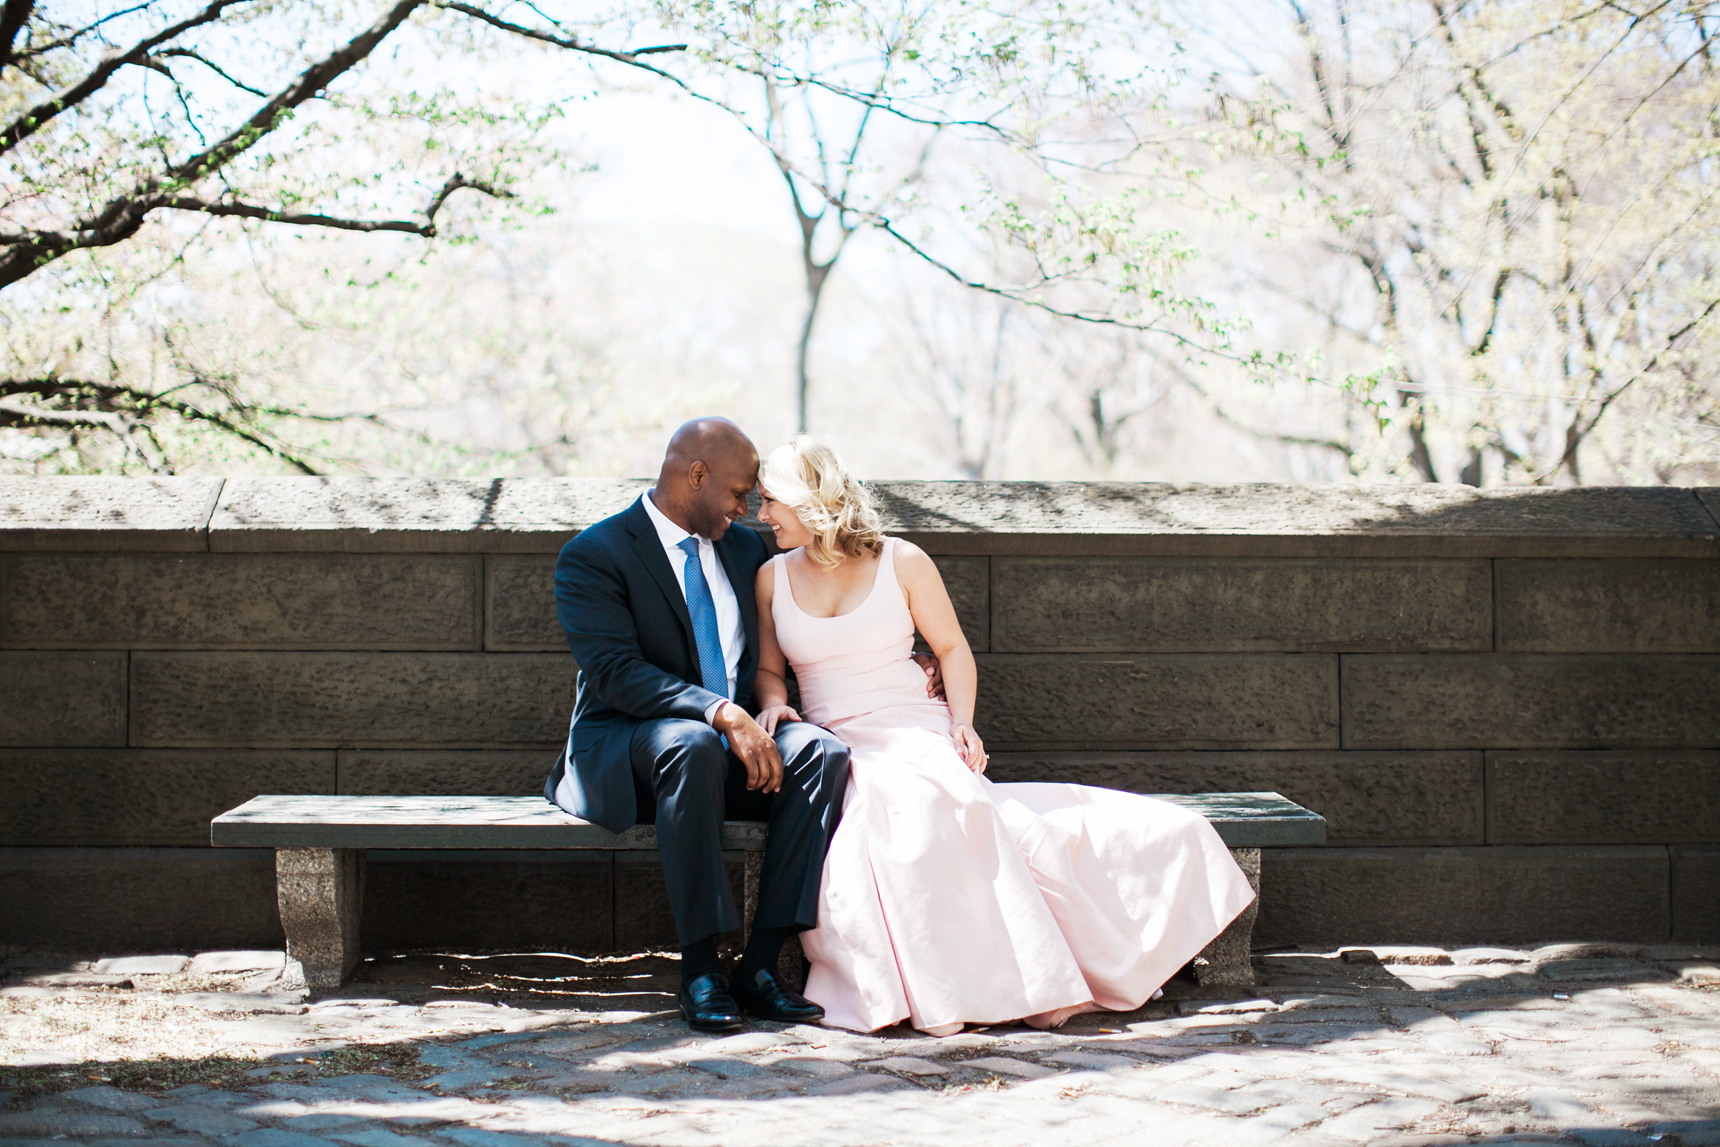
[211,792,1325,992]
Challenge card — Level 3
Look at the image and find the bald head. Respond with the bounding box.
[651,417,759,540]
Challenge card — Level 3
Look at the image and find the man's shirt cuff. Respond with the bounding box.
[703,697,727,726]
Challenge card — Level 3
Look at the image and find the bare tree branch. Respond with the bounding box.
[0,0,427,290]
[155,174,513,236]
[1,0,251,154]
[874,216,1263,367]
[439,2,688,76]
[0,0,33,71]
[152,46,268,95]
[0,377,327,473]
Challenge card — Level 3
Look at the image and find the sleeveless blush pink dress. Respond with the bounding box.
[773,538,1258,1036]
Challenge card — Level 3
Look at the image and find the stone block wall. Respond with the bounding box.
[3,477,1718,953]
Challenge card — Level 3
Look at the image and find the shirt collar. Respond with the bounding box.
[642,489,706,549]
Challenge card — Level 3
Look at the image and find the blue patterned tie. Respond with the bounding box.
[677,537,730,701]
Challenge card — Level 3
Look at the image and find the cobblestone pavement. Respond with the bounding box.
[2,943,1717,1147]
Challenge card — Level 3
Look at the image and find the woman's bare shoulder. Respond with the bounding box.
[755,554,781,598]
[890,536,936,572]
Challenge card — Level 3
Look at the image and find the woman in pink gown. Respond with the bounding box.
[751,438,1256,1037]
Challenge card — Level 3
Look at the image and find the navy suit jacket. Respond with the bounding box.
[543,496,769,832]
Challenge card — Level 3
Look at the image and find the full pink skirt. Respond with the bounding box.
[800,707,1257,1035]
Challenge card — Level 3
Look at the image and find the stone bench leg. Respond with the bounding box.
[1194,848,1261,989]
[277,847,364,990]
[740,850,808,993]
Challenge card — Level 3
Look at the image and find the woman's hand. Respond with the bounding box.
[952,723,988,774]
[756,704,802,736]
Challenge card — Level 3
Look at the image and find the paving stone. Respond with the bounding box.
[438,1130,575,1147]
[416,1047,483,1070]
[1301,1066,1485,1103]
[63,1086,161,1113]
[188,951,287,975]
[325,1131,442,1147]
[1452,948,1531,965]
[697,1031,798,1055]
[182,992,305,1014]
[280,1115,369,1132]
[0,1112,150,1138]
[768,1057,855,1079]
[1668,962,1720,984]
[90,954,190,975]
[683,1057,769,1079]
[1044,1050,1136,1070]
[804,1074,912,1095]
[1313,1097,1446,1141]
[454,1031,546,1052]
[1230,1104,1332,1138]
[1268,1007,1378,1025]
[144,1103,260,1135]
[226,1131,348,1147]
[1186,999,1280,1015]
[1567,1130,1656,1147]
[1540,958,1674,983]
[873,1056,949,1075]
[1523,1088,1596,1121]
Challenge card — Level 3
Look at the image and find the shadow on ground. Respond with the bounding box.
[2,944,1717,1147]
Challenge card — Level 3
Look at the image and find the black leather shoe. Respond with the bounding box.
[733,966,825,1023]
[678,971,744,1032]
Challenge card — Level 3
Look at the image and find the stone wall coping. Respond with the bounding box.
[2,477,1717,556]
[0,477,224,552]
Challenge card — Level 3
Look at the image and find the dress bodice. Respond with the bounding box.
[770,537,935,728]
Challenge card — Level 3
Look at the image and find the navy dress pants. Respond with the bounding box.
[630,718,850,945]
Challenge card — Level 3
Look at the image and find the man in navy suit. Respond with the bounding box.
[545,417,850,1031]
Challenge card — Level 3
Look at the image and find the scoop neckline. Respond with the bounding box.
[782,540,891,620]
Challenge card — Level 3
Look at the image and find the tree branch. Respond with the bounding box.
[874,216,1259,366]
[152,46,268,96]
[1,0,251,154]
[439,2,688,75]
[1556,294,1720,472]
[0,0,32,71]
[0,377,326,473]
[0,0,427,290]
[157,174,512,235]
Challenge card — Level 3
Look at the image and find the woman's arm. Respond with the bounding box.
[896,540,987,771]
[752,559,799,732]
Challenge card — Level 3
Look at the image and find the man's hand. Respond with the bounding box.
[911,650,946,700]
[713,702,785,793]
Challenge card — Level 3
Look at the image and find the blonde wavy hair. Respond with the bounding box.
[759,436,884,569]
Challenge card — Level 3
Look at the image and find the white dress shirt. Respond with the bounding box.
[640,490,745,720]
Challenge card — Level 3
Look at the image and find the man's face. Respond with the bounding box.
[688,452,759,539]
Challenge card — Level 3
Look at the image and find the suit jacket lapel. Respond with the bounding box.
[624,498,695,645]
[716,527,760,658]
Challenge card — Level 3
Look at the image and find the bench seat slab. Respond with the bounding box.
[213,792,1323,850]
